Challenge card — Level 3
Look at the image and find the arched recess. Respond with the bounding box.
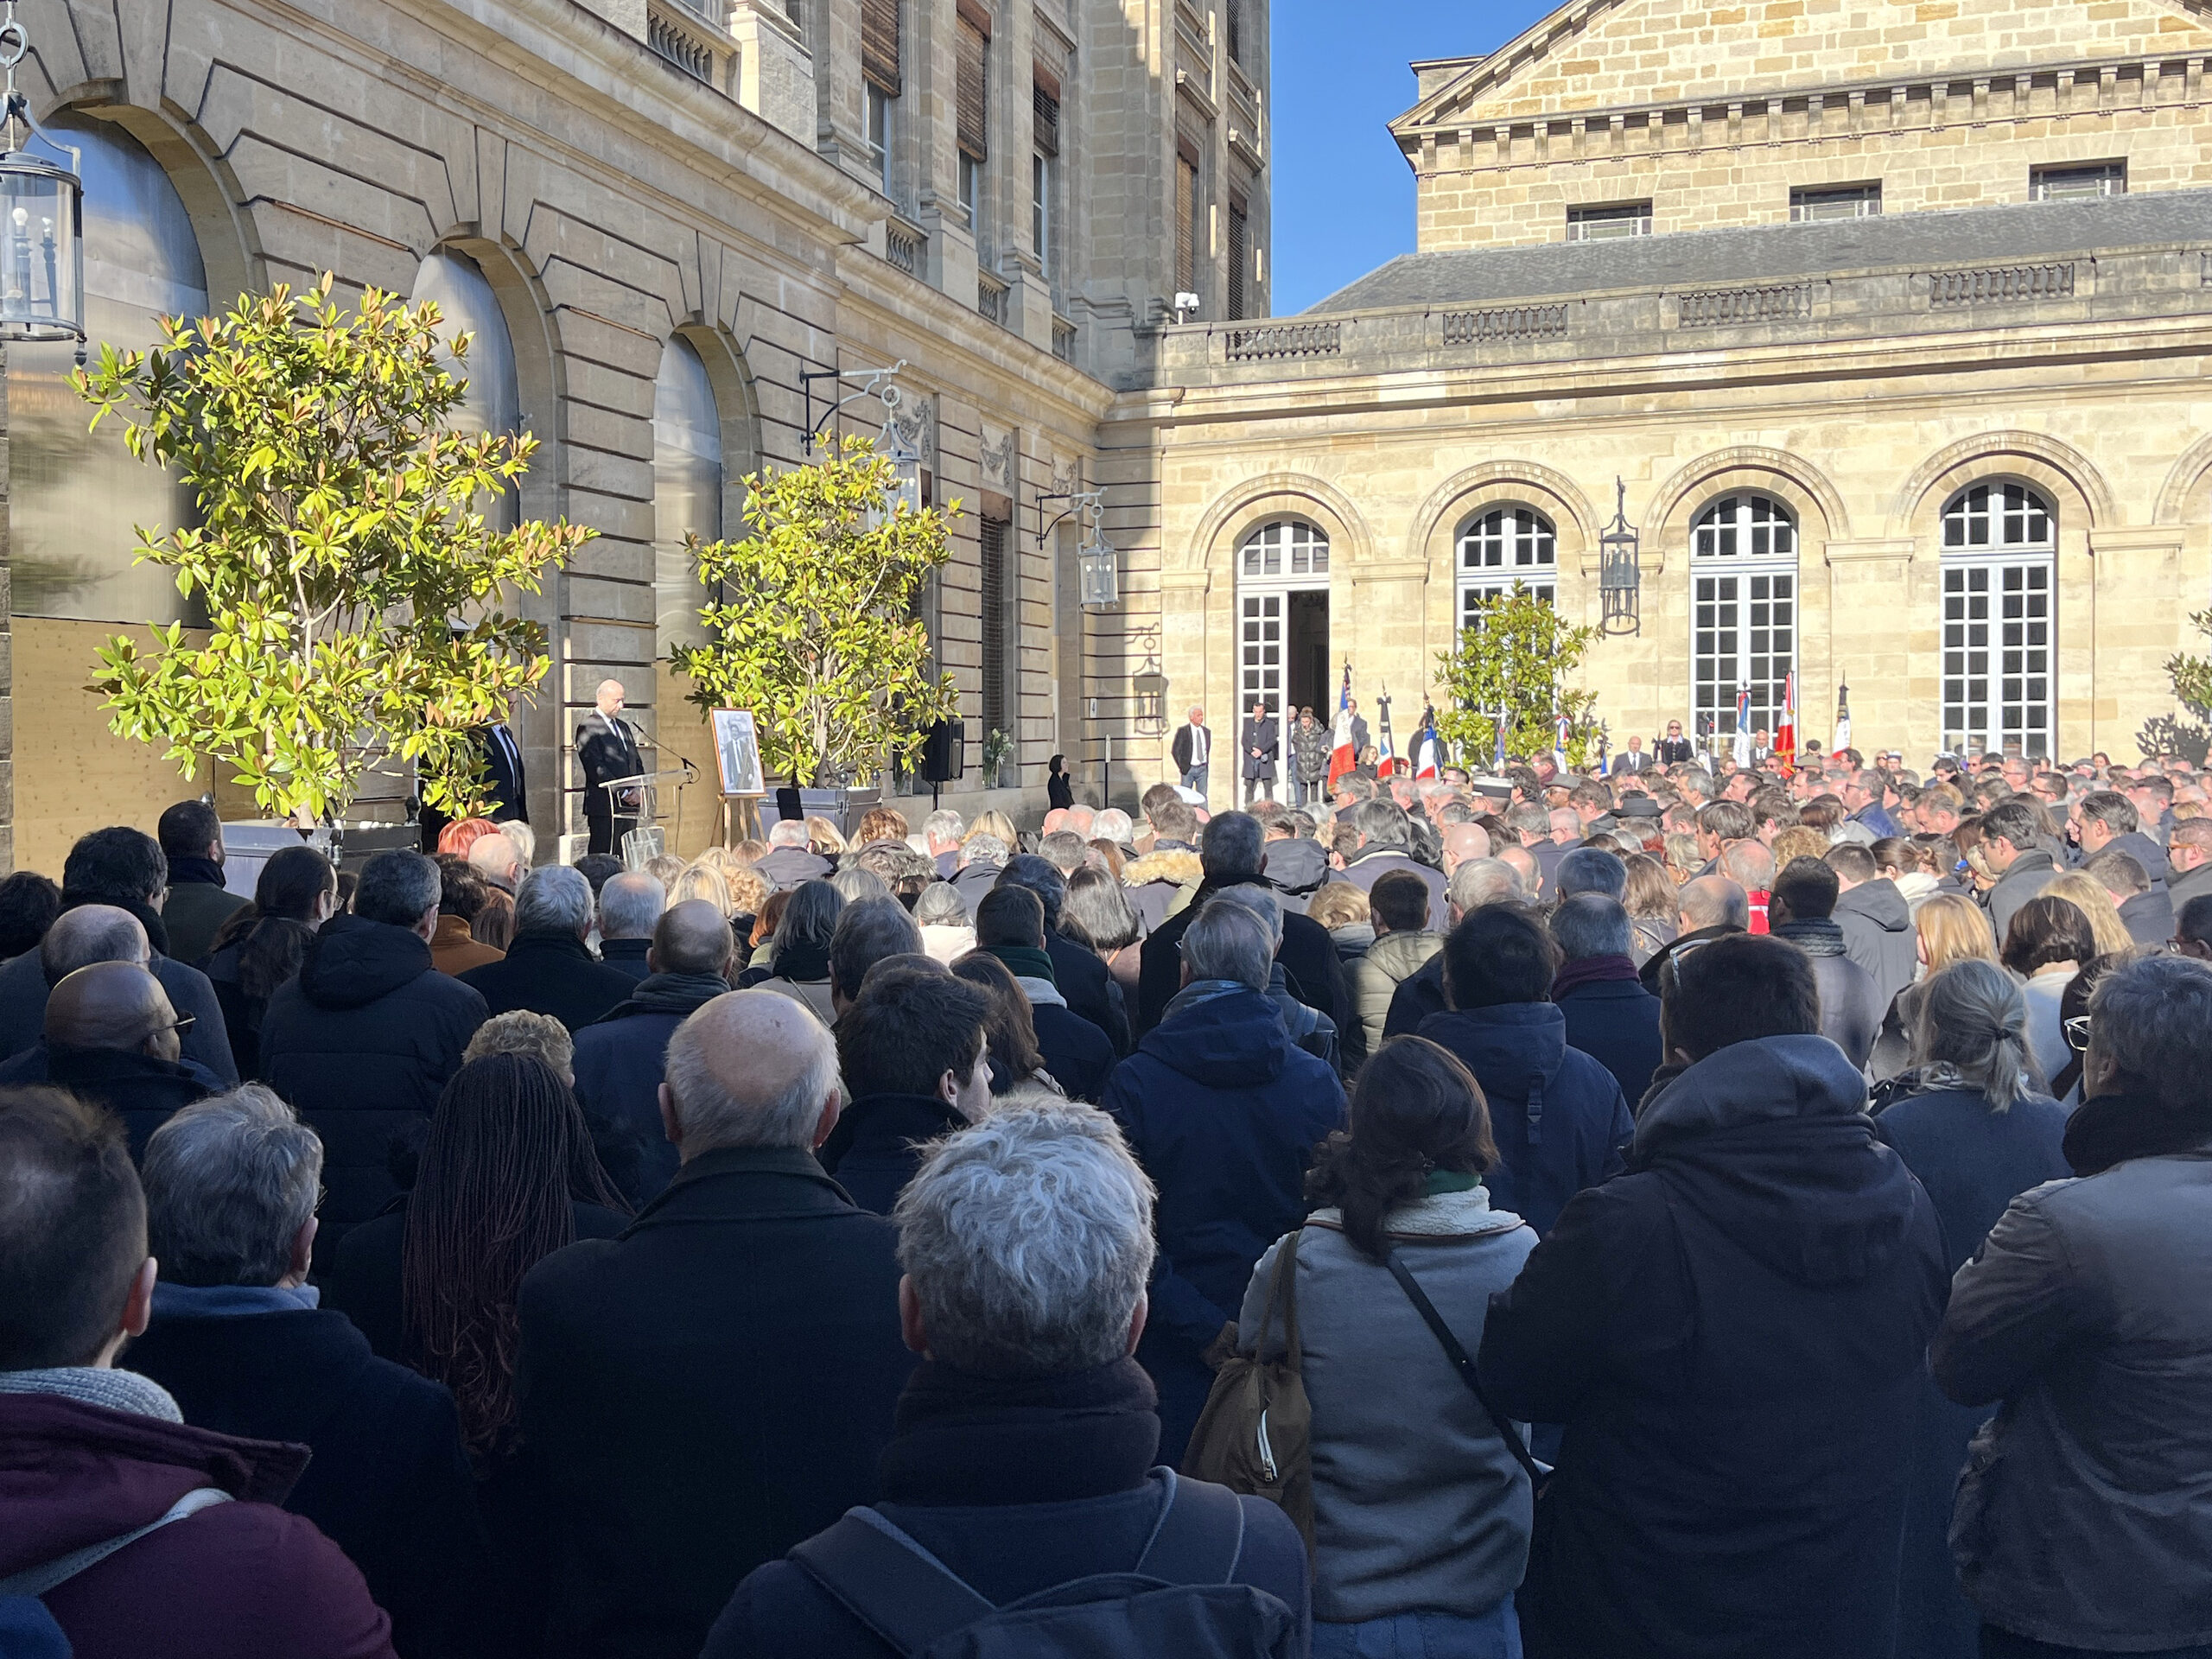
[1890,431,2115,542]
[1407,460,1598,570]
[1648,446,1852,549]
[416,235,568,532]
[2153,431,2212,527]
[1181,471,1376,577]
[650,325,763,658]
[10,110,216,627]
[60,99,262,304]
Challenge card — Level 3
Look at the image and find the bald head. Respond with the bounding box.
[659,989,842,1159]
[1440,823,1491,874]
[46,962,180,1063]
[40,906,149,986]
[1497,845,1540,892]
[1680,874,1751,931]
[467,832,522,889]
[595,680,626,716]
[650,899,736,980]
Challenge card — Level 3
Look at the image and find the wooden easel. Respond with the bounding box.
[720,795,765,846]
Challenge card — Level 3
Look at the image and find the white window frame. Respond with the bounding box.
[1567,201,1652,241]
[2030,161,2125,201]
[1456,505,1557,632]
[1790,181,1881,221]
[1689,493,1798,745]
[1033,150,1052,272]
[866,84,895,196]
[1940,481,2056,760]
[1237,519,1328,721]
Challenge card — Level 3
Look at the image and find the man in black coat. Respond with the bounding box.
[571,899,734,1206]
[129,1087,486,1659]
[753,820,835,891]
[1336,798,1450,930]
[972,887,1116,1101]
[1135,811,1350,1040]
[459,866,637,1033]
[517,988,915,1659]
[156,798,249,967]
[576,679,646,856]
[1548,894,1665,1110]
[993,855,1128,1054]
[593,870,664,983]
[1478,935,1947,1659]
[1239,700,1279,807]
[258,851,486,1247]
[16,962,218,1159]
[0,827,237,1084]
[819,963,991,1215]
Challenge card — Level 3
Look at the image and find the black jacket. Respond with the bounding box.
[1770,918,1883,1072]
[1636,923,1745,997]
[1554,973,1667,1116]
[818,1092,968,1215]
[1478,1034,1947,1659]
[24,1045,219,1159]
[1046,931,1128,1054]
[0,941,238,1085]
[575,714,644,818]
[516,1146,916,1659]
[258,914,487,1240]
[1135,873,1351,1039]
[162,865,250,967]
[324,1198,632,1365]
[481,722,529,823]
[1170,723,1212,774]
[597,938,652,982]
[126,1299,486,1659]
[571,973,730,1205]
[1046,769,1075,810]
[1240,715,1280,782]
[459,932,639,1033]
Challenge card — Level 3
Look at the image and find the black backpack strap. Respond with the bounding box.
[789,1508,996,1656]
[1133,1468,1247,1586]
[1383,1249,1548,1491]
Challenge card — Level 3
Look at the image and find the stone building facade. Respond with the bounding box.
[1102,0,2212,798]
[0,0,1270,873]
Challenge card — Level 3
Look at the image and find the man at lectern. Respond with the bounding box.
[576,679,645,855]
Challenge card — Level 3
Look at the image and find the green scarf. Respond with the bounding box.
[1423,1168,1482,1197]
[984,944,1058,986]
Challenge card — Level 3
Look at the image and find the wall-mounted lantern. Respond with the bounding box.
[1599,476,1641,636]
[0,4,83,354]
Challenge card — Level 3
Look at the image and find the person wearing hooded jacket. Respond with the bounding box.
[1478,933,1948,1659]
[1262,823,1332,913]
[1102,895,1345,1467]
[1769,857,1883,1072]
[1416,906,1631,1238]
[257,852,486,1255]
[1827,843,1918,1015]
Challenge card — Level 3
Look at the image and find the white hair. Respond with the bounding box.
[500,821,537,870]
[893,1102,1157,1378]
[143,1085,322,1287]
[1448,856,1526,912]
[767,819,811,848]
[1208,882,1284,950]
[516,864,594,937]
[924,810,965,842]
[1092,809,1134,842]
[662,991,842,1152]
[963,834,1008,864]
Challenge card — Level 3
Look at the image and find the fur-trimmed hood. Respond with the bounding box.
[1122,849,1205,889]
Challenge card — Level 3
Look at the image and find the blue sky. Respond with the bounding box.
[1269,0,1556,313]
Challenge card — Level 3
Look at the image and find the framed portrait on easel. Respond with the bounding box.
[711,709,765,798]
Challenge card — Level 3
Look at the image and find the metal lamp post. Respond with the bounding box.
[0,3,84,356]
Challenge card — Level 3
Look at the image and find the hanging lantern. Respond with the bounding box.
[1599,475,1641,636]
[875,385,925,518]
[0,9,83,350]
[1132,658,1166,726]
[1077,514,1119,611]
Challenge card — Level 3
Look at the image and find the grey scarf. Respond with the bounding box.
[0,1366,184,1422]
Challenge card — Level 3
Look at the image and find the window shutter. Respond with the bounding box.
[1228,201,1248,319]
[862,0,901,95]
[1033,79,1060,156]
[957,17,988,160]
[1175,154,1198,293]
[980,517,1010,738]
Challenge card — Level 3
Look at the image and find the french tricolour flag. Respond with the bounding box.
[1411,706,1444,780]
[1327,664,1357,790]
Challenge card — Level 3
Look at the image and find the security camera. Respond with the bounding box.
[1173,291,1200,321]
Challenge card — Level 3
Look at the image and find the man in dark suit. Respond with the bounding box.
[419,716,528,852]
[1610,735,1654,776]
[518,989,915,1659]
[577,679,645,856]
[1241,700,1280,806]
[1170,706,1211,798]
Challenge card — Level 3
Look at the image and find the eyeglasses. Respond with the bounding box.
[143,1013,195,1040]
[2063,1014,2092,1053]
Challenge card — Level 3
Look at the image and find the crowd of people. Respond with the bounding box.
[3,740,2210,1659]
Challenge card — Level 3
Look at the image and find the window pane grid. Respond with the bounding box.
[1239,519,1330,584]
[1690,494,1797,738]
[1456,505,1557,631]
[1940,481,2054,757]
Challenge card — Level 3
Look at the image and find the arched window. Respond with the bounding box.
[1236,518,1328,721]
[1456,505,1556,630]
[1940,481,2055,760]
[651,334,724,659]
[1690,493,1798,746]
[411,248,522,533]
[10,114,208,625]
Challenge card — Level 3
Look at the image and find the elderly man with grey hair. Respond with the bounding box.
[518,988,914,1659]
[596,868,667,981]
[1549,893,1664,1108]
[1338,798,1450,931]
[459,862,637,1032]
[1103,894,1344,1467]
[756,817,835,891]
[922,808,966,877]
[705,1101,1311,1656]
[126,1085,486,1657]
[1935,951,2212,1658]
[1378,856,1534,1042]
[1135,810,1351,1042]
